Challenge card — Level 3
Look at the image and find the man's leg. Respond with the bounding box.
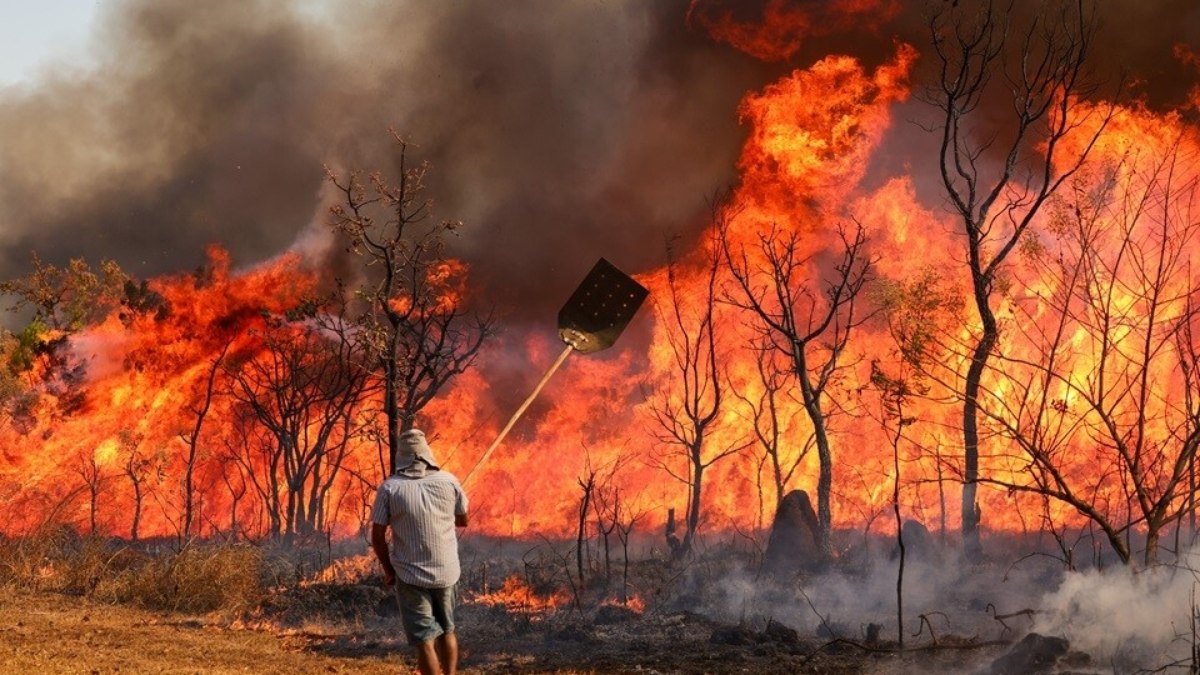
[414,640,441,675]
[396,582,443,675]
[435,631,458,675]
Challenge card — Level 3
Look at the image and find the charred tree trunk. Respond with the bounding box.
[797,370,834,557]
[130,478,143,543]
[576,474,594,589]
[665,508,683,559]
[180,343,228,543]
[961,323,995,562]
[683,461,704,555]
[922,0,1112,566]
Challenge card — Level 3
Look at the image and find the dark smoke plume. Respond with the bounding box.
[0,0,774,325]
[0,0,1194,324]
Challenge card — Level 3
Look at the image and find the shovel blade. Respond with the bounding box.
[557,258,649,354]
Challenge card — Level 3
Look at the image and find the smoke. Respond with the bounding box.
[2,0,1196,325]
[1031,550,1200,670]
[0,0,777,326]
[666,541,1200,674]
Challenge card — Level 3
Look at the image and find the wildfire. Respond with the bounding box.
[466,575,570,615]
[601,594,646,615]
[2,2,1199,562]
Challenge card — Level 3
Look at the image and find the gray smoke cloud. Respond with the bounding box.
[669,541,1200,674]
[0,0,772,324]
[0,0,1195,317]
[0,0,1194,319]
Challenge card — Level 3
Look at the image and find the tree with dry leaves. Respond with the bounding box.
[920,0,1115,560]
[976,143,1200,567]
[326,132,496,477]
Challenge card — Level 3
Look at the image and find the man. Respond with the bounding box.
[371,428,469,675]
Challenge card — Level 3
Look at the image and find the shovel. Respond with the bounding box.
[463,258,649,483]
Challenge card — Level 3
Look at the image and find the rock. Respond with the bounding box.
[763,490,829,576]
[895,519,941,563]
[982,633,1070,675]
[763,619,799,644]
[709,625,757,646]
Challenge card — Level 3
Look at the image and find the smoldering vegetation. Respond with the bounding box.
[4,523,1200,673]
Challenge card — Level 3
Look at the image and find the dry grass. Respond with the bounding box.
[0,528,265,613]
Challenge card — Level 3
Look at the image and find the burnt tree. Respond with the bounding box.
[730,337,811,528]
[225,316,371,543]
[921,0,1114,561]
[326,132,496,477]
[75,450,107,536]
[722,219,873,557]
[648,231,739,558]
[979,138,1200,568]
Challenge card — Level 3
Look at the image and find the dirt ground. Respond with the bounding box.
[0,586,402,674]
[0,584,1020,674]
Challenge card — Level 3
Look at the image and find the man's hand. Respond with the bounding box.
[370,523,397,588]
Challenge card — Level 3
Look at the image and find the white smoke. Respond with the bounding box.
[1031,549,1200,669]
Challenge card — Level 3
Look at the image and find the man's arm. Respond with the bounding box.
[370,524,396,586]
[455,512,468,527]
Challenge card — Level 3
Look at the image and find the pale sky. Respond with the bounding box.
[0,0,102,85]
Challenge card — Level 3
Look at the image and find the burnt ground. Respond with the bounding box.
[229,542,1111,675]
[0,580,1102,675]
[1,535,1167,674]
[223,580,1022,674]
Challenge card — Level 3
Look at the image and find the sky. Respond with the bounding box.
[0,1,101,86]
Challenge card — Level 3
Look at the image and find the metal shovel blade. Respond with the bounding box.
[557,257,649,354]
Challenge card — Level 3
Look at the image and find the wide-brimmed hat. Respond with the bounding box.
[395,428,439,471]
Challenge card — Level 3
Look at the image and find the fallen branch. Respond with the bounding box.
[986,603,1039,636]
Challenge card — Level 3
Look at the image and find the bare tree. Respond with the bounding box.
[223,409,284,538]
[576,468,595,590]
[217,452,249,540]
[920,0,1115,560]
[730,338,812,526]
[326,132,496,477]
[722,219,873,557]
[648,231,740,558]
[591,460,628,590]
[178,341,230,543]
[224,316,371,543]
[75,450,107,536]
[614,497,647,605]
[117,428,158,543]
[979,141,1200,567]
[870,269,958,648]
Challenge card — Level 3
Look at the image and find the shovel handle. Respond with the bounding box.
[463,344,574,485]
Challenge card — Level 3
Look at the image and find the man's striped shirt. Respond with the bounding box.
[371,470,468,588]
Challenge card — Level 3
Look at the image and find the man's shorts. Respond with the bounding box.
[395,580,456,644]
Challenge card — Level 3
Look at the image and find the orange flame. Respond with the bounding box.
[3,8,1200,556]
[466,575,569,613]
